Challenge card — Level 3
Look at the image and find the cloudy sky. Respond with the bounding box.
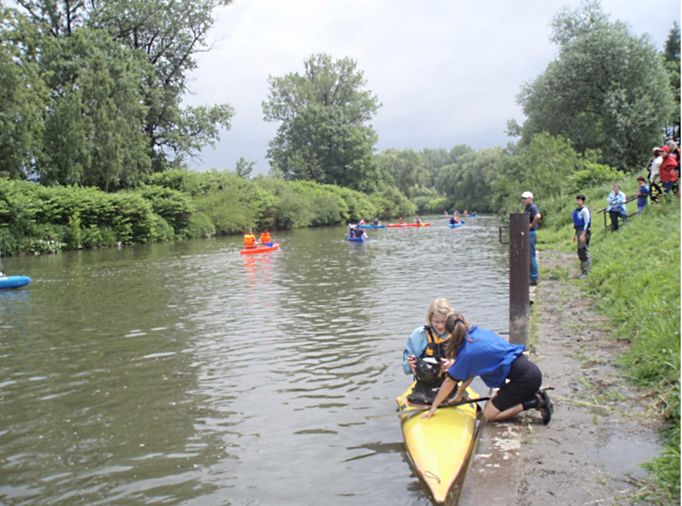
[183,0,680,174]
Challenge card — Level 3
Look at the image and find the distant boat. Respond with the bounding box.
[240,243,280,255]
[386,222,431,228]
[0,275,31,289]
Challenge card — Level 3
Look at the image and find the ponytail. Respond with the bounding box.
[445,312,470,358]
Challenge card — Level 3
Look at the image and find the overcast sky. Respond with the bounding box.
[183,0,681,174]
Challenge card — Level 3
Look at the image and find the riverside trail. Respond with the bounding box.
[459,249,662,506]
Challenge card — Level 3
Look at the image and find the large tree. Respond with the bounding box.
[662,21,680,136]
[38,27,151,189]
[7,0,234,184]
[0,7,49,180]
[263,53,381,191]
[517,0,674,171]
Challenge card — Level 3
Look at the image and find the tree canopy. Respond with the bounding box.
[263,53,381,191]
[517,0,675,171]
[1,1,234,188]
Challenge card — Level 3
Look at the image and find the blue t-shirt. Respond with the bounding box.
[446,326,525,388]
[637,184,649,207]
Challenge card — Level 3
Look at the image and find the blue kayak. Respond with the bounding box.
[0,275,31,289]
[347,234,367,242]
[448,221,464,228]
[359,224,385,229]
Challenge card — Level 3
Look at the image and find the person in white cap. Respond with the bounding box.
[521,191,541,285]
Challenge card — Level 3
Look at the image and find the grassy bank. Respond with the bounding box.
[542,196,680,503]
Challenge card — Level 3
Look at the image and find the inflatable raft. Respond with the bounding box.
[0,275,31,289]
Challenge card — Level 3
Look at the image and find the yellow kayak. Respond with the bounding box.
[396,382,479,504]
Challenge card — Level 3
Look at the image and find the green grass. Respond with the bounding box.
[537,194,680,502]
[568,199,680,502]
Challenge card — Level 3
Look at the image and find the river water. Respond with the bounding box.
[0,216,508,505]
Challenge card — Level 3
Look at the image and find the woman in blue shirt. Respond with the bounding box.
[423,313,553,424]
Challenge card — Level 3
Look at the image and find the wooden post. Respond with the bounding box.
[509,213,529,345]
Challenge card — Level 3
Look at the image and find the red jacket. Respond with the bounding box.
[660,155,679,183]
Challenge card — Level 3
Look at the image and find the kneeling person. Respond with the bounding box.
[423,313,553,424]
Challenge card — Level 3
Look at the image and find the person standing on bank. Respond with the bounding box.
[606,184,627,231]
[422,313,553,424]
[572,195,591,278]
[636,176,649,215]
[521,191,541,286]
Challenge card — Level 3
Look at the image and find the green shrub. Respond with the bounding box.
[149,214,175,242]
[186,211,216,238]
[138,185,194,234]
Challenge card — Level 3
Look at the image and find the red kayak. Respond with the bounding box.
[386,223,431,228]
[240,243,280,255]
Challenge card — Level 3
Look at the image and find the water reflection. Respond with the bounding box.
[0,217,508,504]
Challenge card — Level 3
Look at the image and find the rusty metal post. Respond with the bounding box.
[509,213,529,345]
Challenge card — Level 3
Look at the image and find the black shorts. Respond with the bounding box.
[491,354,542,412]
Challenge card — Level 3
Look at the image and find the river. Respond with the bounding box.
[0,216,508,505]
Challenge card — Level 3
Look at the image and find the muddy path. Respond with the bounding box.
[458,250,663,506]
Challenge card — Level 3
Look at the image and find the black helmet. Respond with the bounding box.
[414,357,441,385]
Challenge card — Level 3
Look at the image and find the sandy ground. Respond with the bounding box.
[457,250,664,506]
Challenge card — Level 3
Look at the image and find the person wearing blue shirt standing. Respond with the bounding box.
[422,312,553,424]
[572,194,591,278]
[606,184,627,231]
[521,191,541,286]
[636,176,649,215]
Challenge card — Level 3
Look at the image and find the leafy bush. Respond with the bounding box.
[186,211,216,238]
[138,184,194,235]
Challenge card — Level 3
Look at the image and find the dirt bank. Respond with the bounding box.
[458,250,663,506]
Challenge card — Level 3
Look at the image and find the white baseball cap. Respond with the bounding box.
[521,191,533,199]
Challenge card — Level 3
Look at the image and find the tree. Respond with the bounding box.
[38,28,151,189]
[94,0,235,171]
[436,147,502,212]
[0,7,49,179]
[235,157,255,179]
[263,53,381,191]
[517,0,675,170]
[10,0,235,178]
[662,22,680,136]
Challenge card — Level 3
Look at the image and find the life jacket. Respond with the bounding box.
[259,232,271,244]
[422,325,448,359]
[572,208,590,231]
[243,234,256,248]
[660,156,679,183]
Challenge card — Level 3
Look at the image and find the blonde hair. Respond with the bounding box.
[425,298,454,324]
[445,312,472,358]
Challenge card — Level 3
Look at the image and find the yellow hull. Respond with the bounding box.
[396,383,478,504]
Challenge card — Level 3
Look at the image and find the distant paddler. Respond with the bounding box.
[243,232,257,249]
[258,230,272,246]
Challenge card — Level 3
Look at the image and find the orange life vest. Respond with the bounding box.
[243,234,256,248]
